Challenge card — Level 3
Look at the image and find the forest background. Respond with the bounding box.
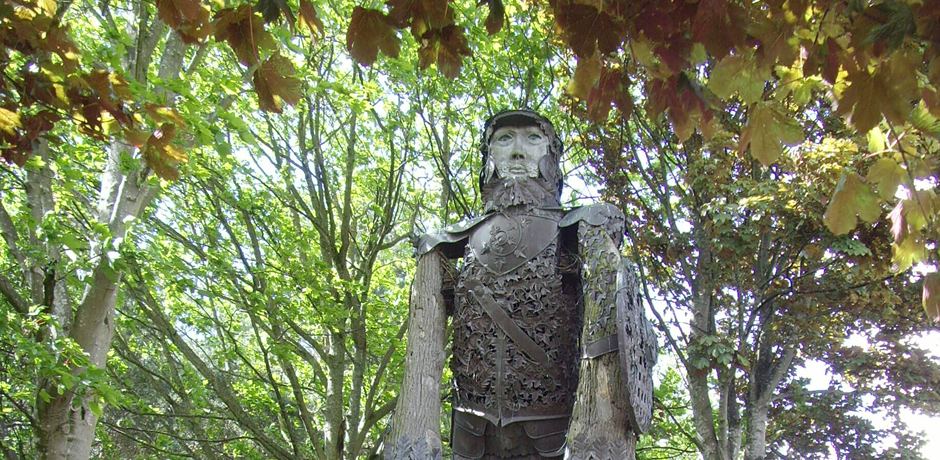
[0,0,939,458]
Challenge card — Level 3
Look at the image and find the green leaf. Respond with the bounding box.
[0,107,21,135]
[707,54,767,104]
[911,101,940,138]
[865,158,905,200]
[739,101,803,166]
[88,399,103,418]
[823,172,881,235]
[60,233,86,252]
[867,126,886,153]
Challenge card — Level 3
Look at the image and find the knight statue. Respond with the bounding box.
[384,109,658,460]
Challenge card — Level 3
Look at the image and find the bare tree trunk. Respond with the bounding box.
[384,250,446,460]
[324,329,347,460]
[685,249,723,460]
[568,224,635,459]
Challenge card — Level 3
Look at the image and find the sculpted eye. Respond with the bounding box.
[497,134,513,142]
[528,133,543,141]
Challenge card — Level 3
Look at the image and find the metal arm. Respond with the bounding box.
[566,205,657,460]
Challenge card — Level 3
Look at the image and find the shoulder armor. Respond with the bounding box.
[559,202,624,228]
[416,214,490,256]
[560,203,625,248]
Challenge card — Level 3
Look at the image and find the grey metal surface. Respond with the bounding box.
[615,261,658,434]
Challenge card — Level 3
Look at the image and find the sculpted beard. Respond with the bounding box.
[482,176,560,213]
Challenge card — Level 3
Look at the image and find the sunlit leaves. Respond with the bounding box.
[346,7,400,66]
[707,54,769,104]
[0,108,21,136]
[824,172,881,236]
[865,158,905,200]
[739,101,803,166]
[253,53,301,113]
[567,54,601,100]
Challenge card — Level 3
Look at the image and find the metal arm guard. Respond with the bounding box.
[614,260,658,434]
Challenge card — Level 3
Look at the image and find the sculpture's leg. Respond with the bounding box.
[566,224,635,460]
[384,250,447,460]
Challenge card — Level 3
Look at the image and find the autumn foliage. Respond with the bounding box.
[2,0,938,315]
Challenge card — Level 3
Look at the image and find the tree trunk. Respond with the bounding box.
[685,247,723,460]
[567,224,635,459]
[384,250,446,460]
[34,21,186,460]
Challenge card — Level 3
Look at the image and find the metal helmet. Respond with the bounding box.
[479,108,564,198]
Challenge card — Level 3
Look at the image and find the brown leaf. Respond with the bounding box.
[145,104,187,128]
[479,0,504,35]
[823,37,841,84]
[255,0,295,26]
[346,7,400,66]
[387,0,453,35]
[647,74,711,142]
[924,273,940,322]
[837,62,913,134]
[298,0,324,39]
[435,25,471,79]
[143,123,188,181]
[213,5,275,66]
[586,67,632,122]
[555,2,624,58]
[253,53,302,113]
[23,70,67,109]
[691,0,744,58]
[42,23,81,72]
[156,0,201,29]
[124,127,151,147]
[157,0,211,44]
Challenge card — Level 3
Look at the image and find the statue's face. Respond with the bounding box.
[488,125,550,180]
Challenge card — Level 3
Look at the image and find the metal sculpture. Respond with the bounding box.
[385,109,657,460]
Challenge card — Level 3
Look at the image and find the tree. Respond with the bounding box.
[578,96,939,459]
[0,1,203,455]
[345,0,940,319]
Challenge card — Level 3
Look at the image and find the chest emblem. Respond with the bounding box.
[470,213,559,275]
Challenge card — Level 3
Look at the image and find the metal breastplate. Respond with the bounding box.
[451,209,581,425]
[468,213,560,275]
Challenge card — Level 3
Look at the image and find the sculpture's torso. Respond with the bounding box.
[451,206,582,425]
